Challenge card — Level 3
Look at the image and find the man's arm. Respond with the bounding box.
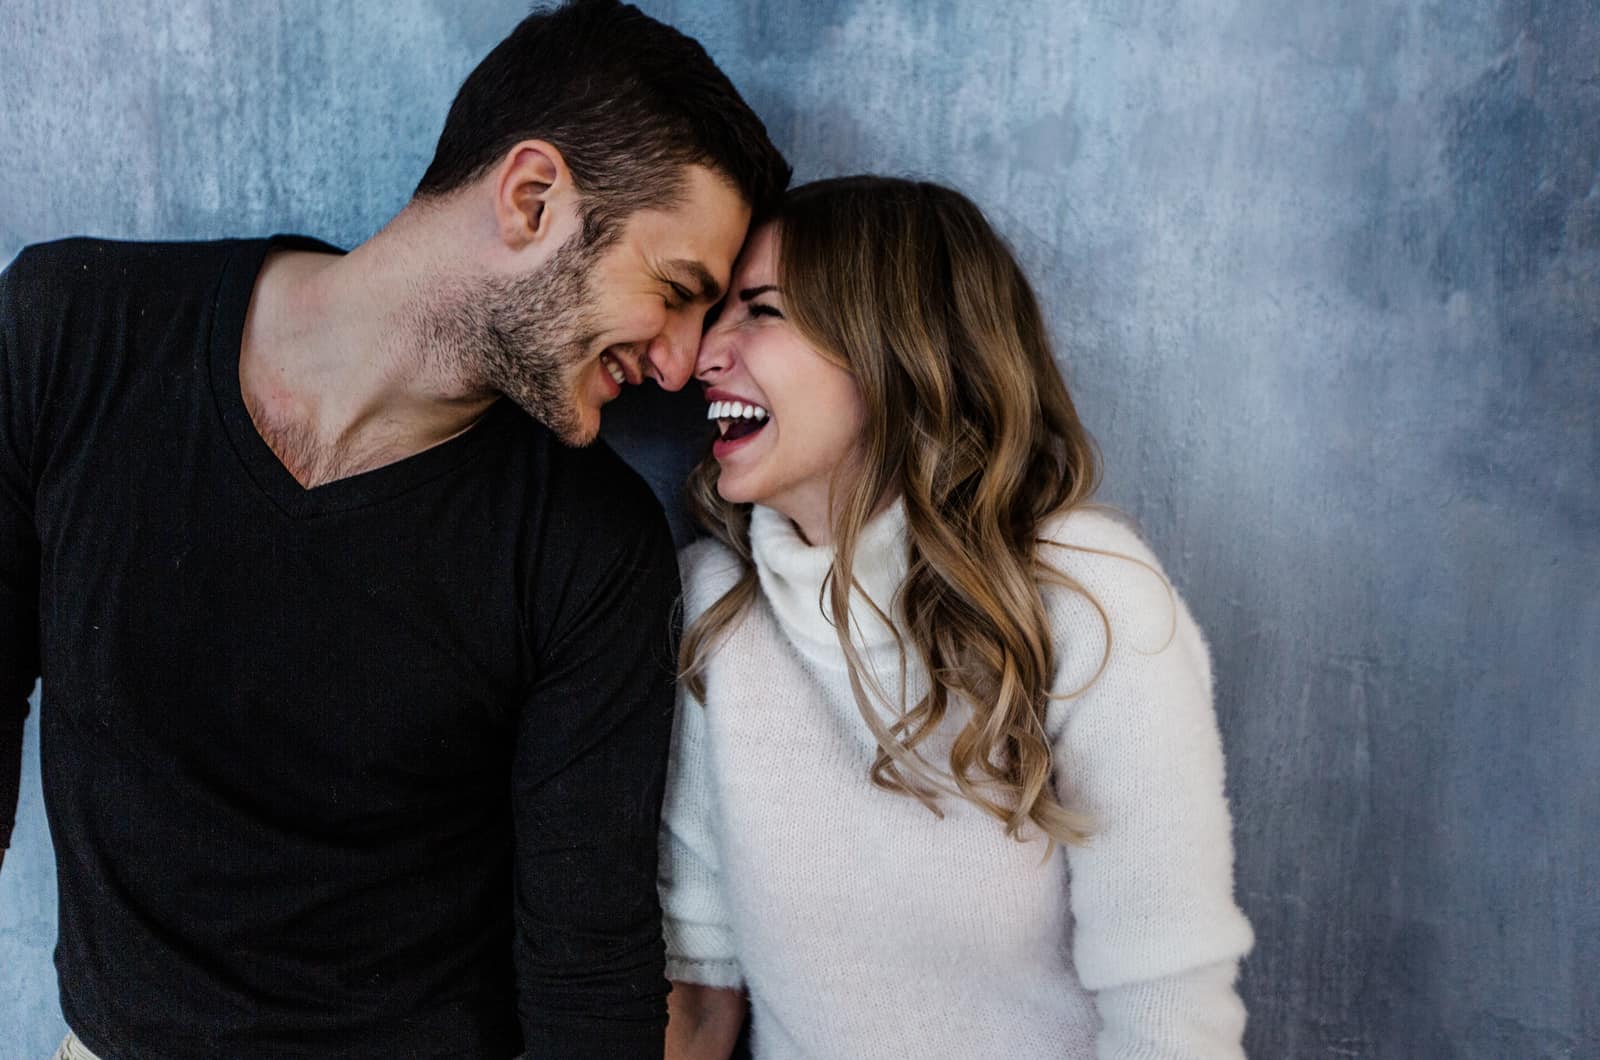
[510,485,680,1058]
[0,254,43,869]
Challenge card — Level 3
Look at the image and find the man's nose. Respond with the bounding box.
[643,313,706,392]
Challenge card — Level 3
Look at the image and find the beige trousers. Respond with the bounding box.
[51,1033,101,1060]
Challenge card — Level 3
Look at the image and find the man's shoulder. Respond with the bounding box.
[8,235,245,283]
[507,430,680,646]
[504,420,673,555]
[541,427,661,511]
[4,236,254,322]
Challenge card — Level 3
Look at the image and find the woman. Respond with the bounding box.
[660,176,1253,1059]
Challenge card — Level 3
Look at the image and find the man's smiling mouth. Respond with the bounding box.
[600,347,632,387]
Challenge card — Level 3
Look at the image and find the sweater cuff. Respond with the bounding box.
[665,956,743,990]
[1094,959,1247,1060]
[662,913,741,985]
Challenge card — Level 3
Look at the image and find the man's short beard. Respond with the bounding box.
[435,226,607,446]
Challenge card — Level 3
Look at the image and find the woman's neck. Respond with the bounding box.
[748,498,908,657]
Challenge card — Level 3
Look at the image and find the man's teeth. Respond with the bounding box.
[602,353,626,386]
[704,400,769,422]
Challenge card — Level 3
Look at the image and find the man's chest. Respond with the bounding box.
[32,412,534,810]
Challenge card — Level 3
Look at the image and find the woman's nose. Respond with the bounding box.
[694,327,733,382]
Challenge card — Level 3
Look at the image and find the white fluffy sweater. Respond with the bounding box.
[660,501,1254,1058]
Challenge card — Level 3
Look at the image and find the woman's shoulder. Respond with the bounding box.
[678,536,745,620]
[1034,505,1208,693]
[1035,505,1173,618]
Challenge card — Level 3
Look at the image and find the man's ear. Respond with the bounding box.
[492,140,575,250]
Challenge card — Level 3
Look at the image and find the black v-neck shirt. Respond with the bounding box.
[0,237,679,1058]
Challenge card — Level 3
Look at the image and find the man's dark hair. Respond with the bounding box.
[415,0,790,236]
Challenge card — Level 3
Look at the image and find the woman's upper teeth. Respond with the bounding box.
[705,400,769,421]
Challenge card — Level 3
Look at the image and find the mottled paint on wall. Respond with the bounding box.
[1,1,1595,1057]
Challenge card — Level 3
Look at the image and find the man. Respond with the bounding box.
[0,1,788,1056]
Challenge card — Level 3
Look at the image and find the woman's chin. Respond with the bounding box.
[715,473,760,507]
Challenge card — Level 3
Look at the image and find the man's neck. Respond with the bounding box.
[238,211,498,489]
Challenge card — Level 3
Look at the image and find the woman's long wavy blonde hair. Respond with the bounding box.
[681,176,1107,847]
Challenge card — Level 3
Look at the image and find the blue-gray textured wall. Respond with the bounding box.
[1,1,1596,1056]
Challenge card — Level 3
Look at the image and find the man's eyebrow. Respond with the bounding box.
[665,259,724,302]
[739,284,781,301]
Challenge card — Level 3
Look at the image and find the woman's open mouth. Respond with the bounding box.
[707,399,770,444]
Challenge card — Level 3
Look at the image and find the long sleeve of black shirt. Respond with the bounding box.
[0,237,678,1058]
[0,248,42,854]
[509,455,680,1055]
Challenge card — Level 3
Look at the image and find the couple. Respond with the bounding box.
[0,2,1251,1058]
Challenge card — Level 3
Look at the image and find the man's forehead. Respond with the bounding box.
[628,168,747,227]
[619,172,750,289]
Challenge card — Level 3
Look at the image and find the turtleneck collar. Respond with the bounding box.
[748,498,909,662]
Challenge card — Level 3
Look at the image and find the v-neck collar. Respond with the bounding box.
[208,235,516,520]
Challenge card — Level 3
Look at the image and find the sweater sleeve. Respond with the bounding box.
[658,544,743,989]
[1045,514,1253,1057]
[509,482,680,1059]
[0,252,43,853]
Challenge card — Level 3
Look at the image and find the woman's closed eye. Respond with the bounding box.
[748,302,783,320]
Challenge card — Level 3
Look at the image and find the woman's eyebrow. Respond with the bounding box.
[740,284,781,301]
